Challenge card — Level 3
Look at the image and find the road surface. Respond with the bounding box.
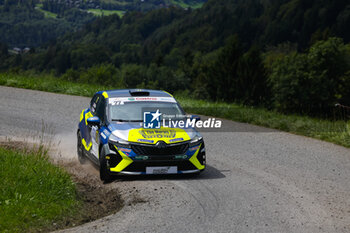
[0,86,349,233]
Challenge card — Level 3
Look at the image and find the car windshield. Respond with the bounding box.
[109,101,185,122]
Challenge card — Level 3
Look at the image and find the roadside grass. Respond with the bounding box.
[87,9,125,17]
[0,72,349,148]
[0,72,111,97]
[0,145,79,232]
[177,97,350,148]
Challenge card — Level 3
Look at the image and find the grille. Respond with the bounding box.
[131,143,189,156]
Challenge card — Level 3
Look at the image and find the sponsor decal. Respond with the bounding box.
[169,138,184,143]
[139,129,177,139]
[109,97,176,104]
[119,148,132,153]
[103,129,110,136]
[137,139,154,143]
[135,155,149,160]
[189,146,200,151]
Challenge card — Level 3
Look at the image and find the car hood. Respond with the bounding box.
[108,122,198,144]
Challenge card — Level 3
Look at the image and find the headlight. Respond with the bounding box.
[109,134,131,148]
[189,135,203,146]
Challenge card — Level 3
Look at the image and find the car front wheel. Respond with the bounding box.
[99,154,113,182]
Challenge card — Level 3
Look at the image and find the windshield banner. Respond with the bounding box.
[109,97,177,105]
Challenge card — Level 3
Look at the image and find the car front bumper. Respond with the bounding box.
[106,141,206,175]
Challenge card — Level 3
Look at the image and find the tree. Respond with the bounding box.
[269,37,350,115]
[209,35,243,102]
[238,46,268,105]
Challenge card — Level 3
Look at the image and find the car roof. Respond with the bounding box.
[96,89,173,98]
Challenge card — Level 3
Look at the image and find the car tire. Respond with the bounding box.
[77,131,87,164]
[100,154,113,182]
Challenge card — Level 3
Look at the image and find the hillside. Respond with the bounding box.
[1,0,350,116]
[40,0,206,12]
[0,0,207,48]
[38,0,206,18]
[0,1,95,48]
[21,0,350,68]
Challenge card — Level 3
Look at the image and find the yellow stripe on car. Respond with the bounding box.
[189,144,205,170]
[82,138,92,151]
[80,109,93,151]
[163,90,174,97]
[102,91,109,98]
[79,109,85,122]
[110,146,133,172]
[85,111,93,125]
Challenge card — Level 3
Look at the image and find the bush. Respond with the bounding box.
[269,37,350,115]
[79,64,122,86]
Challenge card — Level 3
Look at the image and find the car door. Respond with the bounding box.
[80,94,99,156]
[90,94,106,159]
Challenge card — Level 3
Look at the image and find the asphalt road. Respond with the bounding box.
[1,86,350,233]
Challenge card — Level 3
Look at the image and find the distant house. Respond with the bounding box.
[23,48,30,53]
[13,47,21,54]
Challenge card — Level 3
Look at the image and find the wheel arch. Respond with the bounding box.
[99,143,115,159]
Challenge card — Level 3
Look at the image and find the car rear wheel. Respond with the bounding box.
[77,131,87,164]
[100,154,113,182]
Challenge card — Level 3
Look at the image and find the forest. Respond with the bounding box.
[41,0,206,12]
[0,0,95,47]
[1,0,350,116]
[0,0,205,47]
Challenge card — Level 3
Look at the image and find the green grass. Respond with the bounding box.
[100,0,129,6]
[87,9,125,17]
[35,4,58,18]
[177,97,350,148]
[0,72,349,148]
[0,72,111,97]
[168,0,204,9]
[0,146,79,232]
[35,3,124,18]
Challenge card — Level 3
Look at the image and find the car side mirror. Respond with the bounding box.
[191,115,201,122]
[87,116,100,126]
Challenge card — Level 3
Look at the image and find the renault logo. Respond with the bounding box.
[156,141,167,148]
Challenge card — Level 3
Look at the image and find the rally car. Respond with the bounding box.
[77,89,206,181]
